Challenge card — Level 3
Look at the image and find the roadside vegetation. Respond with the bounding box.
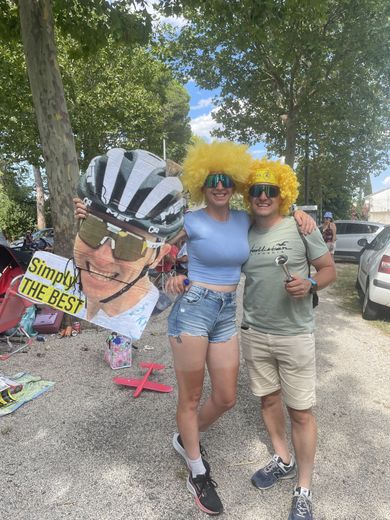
[330,263,390,335]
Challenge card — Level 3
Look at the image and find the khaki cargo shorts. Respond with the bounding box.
[241,327,316,410]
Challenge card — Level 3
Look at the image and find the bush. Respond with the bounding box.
[0,197,36,241]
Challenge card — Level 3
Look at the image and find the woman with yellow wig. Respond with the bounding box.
[166,142,313,516]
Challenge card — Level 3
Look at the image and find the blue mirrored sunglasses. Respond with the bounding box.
[204,173,235,188]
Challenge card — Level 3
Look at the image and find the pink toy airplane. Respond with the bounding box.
[113,361,173,398]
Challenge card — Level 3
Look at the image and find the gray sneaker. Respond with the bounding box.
[251,454,296,489]
[288,487,313,520]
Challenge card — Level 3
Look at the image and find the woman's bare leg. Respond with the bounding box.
[170,335,209,459]
[198,335,240,432]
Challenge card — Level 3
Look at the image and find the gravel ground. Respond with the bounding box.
[1,269,389,520]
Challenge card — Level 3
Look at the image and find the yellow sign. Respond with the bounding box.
[19,276,84,314]
[19,251,86,315]
[17,250,159,340]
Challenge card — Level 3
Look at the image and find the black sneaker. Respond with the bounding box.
[172,432,209,471]
[187,469,223,515]
[251,454,296,489]
[288,487,313,520]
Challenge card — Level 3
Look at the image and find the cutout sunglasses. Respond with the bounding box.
[78,213,162,262]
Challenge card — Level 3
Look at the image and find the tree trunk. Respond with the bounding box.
[18,0,78,258]
[32,164,46,229]
[284,114,297,168]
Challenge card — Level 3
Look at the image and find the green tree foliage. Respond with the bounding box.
[0,38,41,165]
[0,0,151,51]
[0,0,154,256]
[0,35,191,171]
[0,1,191,246]
[161,0,390,212]
[0,36,191,171]
[0,162,35,240]
[60,40,191,169]
[163,80,192,162]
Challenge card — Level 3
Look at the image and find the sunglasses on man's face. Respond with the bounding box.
[204,173,235,188]
[78,213,162,262]
[249,184,280,198]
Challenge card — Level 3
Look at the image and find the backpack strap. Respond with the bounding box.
[296,222,319,308]
[296,222,311,276]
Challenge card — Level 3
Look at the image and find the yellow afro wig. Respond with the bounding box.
[243,159,300,216]
[181,141,252,204]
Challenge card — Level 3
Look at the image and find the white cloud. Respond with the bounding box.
[251,148,267,157]
[383,176,390,186]
[190,112,222,139]
[159,14,187,28]
[191,97,214,111]
[144,1,187,28]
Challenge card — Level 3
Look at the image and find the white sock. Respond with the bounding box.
[295,486,312,499]
[278,453,294,467]
[188,456,206,477]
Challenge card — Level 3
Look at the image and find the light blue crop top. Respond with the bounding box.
[184,209,251,285]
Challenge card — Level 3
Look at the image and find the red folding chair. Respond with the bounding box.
[0,275,34,361]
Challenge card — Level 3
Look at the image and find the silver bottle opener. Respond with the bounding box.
[275,254,294,282]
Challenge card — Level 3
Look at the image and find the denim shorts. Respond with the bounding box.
[168,285,237,343]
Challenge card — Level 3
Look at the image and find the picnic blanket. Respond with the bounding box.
[0,372,54,416]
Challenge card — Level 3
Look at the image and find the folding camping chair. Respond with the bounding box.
[149,244,179,292]
[0,274,34,361]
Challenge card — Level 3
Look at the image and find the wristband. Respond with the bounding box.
[307,277,318,293]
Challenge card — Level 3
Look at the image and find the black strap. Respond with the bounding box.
[296,223,319,307]
[296,224,311,277]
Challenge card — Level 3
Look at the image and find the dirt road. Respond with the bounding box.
[1,275,389,519]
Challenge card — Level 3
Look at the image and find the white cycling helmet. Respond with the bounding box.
[78,148,185,240]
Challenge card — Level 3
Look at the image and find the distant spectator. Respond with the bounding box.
[22,231,34,249]
[321,212,337,255]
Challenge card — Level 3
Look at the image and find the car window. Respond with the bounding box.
[344,223,374,234]
[366,225,379,233]
[336,223,346,233]
[369,227,390,250]
[33,228,53,240]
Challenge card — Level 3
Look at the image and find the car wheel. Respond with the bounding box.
[362,282,379,320]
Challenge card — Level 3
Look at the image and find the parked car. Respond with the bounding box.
[356,226,390,319]
[10,228,54,249]
[32,228,54,248]
[0,230,8,247]
[334,220,387,262]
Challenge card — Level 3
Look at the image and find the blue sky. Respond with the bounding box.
[186,81,267,160]
[151,5,390,195]
[185,81,390,195]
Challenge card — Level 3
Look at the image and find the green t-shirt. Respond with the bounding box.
[242,217,328,335]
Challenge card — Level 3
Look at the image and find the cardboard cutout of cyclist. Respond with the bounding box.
[18,148,185,340]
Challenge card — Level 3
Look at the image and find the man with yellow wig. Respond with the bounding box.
[241,159,336,520]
